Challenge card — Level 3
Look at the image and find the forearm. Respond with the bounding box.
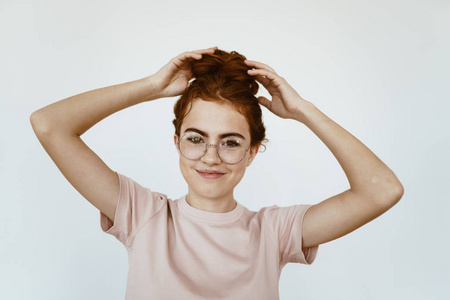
[31,75,161,136]
[296,101,404,202]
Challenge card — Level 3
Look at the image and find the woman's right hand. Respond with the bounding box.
[151,46,218,99]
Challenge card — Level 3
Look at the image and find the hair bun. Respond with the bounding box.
[173,48,268,150]
[191,49,259,96]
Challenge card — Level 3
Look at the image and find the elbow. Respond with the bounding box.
[378,172,405,205]
[30,111,41,127]
[30,111,51,134]
[380,182,404,207]
[30,112,43,133]
[364,179,404,207]
[30,112,40,131]
[391,182,404,202]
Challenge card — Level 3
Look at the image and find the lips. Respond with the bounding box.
[197,169,225,174]
[196,170,225,179]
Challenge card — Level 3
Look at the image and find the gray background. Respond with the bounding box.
[1,0,449,299]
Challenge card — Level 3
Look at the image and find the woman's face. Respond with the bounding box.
[174,98,259,202]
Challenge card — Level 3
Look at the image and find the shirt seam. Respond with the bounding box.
[125,193,168,249]
[288,205,313,261]
[105,222,127,243]
[263,208,283,267]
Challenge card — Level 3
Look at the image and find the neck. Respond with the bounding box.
[186,192,237,213]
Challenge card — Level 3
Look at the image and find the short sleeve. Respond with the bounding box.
[100,171,167,248]
[264,204,319,265]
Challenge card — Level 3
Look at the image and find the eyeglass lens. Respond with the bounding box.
[179,133,246,164]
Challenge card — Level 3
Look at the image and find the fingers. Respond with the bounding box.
[257,96,272,110]
[191,46,218,54]
[173,46,218,65]
[245,59,283,88]
[188,46,218,59]
[247,68,279,82]
[244,59,277,74]
[252,74,271,87]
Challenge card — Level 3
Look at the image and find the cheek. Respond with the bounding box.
[228,163,247,181]
[178,157,202,187]
[179,157,192,178]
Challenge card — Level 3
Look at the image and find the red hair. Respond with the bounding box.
[172,48,268,151]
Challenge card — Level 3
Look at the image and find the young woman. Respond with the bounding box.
[30,46,404,299]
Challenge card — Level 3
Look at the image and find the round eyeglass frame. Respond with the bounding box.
[177,132,251,165]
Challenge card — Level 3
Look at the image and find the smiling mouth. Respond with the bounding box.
[196,170,226,179]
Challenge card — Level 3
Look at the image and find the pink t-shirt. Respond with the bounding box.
[100,172,319,300]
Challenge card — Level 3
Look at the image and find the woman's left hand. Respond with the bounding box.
[245,59,311,122]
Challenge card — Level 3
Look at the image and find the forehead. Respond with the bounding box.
[181,99,250,139]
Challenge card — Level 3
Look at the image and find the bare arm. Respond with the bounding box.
[30,47,218,223]
[245,59,404,249]
[30,76,160,136]
[30,76,161,222]
[296,102,403,248]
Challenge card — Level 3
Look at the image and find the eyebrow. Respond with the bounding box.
[183,127,246,140]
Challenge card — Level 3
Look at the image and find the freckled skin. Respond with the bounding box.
[173,98,259,212]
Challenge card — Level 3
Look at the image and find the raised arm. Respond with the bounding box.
[292,101,403,249]
[245,59,404,249]
[30,47,218,223]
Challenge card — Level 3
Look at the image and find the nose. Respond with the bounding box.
[201,144,222,165]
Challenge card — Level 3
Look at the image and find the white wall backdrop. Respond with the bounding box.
[1,0,449,299]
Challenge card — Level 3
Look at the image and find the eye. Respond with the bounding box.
[221,138,242,147]
[187,135,204,144]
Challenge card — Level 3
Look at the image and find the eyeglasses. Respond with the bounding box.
[177,132,250,164]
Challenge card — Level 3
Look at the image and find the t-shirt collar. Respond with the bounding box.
[178,194,244,224]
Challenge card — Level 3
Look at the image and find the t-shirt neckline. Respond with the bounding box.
[178,194,244,224]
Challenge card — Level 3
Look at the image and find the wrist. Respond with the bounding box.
[297,102,331,130]
[139,75,164,102]
[293,100,316,124]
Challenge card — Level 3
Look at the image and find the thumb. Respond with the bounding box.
[257,96,272,110]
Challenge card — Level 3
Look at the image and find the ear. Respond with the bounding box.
[246,144,260,167]
[174,134,180,153]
